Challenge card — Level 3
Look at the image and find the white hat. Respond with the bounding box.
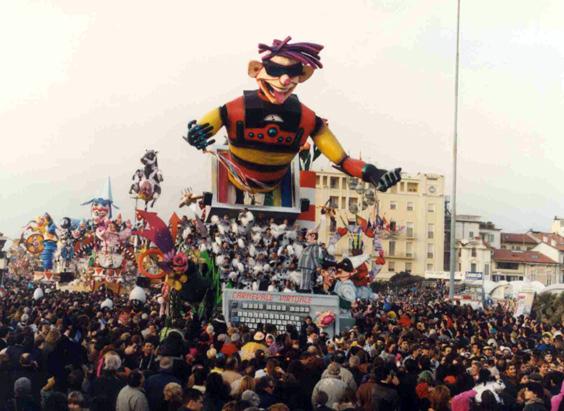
[129,286,147,303]
[33,288,44,301]
[101,298,113,310]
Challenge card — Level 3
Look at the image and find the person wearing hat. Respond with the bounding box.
[240,332,268,361]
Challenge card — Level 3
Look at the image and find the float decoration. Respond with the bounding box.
[129,150,163,209]
[183,35,402,198]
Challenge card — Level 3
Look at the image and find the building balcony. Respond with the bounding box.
[386,253,416,260]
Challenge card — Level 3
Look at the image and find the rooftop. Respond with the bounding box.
[529,232,564,251]
[492,248,557,265]
[500,233,538,245]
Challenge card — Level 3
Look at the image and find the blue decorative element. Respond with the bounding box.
[257,133,264,139]
[267,127,277,137]
[248,132,255,138]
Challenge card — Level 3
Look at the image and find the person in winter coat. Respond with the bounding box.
[89,351,127,411]
[551,380,564,411]
[144,357,181,411]
[312,363,348,409]
[3,377,40,411]
[523,382,548,411]
[371,363,400,411]
[116,370,150,411]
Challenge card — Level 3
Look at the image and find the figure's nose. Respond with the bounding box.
[280,74,291,86]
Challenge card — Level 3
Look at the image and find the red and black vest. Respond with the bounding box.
[219,90,321,191]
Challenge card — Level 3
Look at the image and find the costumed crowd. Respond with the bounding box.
[1,276,563,411]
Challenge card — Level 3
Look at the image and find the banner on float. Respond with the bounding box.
[222,288,340,337]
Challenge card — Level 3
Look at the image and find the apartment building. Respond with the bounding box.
[491,248,559,285]
[313,169,445,277]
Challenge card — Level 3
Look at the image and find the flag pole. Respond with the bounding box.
[449,0,461,300]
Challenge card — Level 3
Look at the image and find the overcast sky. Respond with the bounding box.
[1,0,562,240]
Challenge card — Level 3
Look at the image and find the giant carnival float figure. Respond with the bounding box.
[20,213,58,277]
[82,179,134,291]
[183,36,402,203]
[129,150,164,209]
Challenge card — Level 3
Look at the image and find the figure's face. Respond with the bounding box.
[248,55,314,104]
[92,203,109,223]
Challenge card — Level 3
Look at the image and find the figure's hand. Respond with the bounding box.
[183,120,215,150]
[362,164,402,192]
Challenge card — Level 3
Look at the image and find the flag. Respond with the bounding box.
[356,215,375,238]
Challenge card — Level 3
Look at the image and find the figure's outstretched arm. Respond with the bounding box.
[312,124,402,192]
[183,108,224,151]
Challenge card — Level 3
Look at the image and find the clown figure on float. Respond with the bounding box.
[183,36,402,202]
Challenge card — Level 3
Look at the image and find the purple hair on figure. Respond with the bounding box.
[258,36,324,69]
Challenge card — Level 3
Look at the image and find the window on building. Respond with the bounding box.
[341,178,347,189]
[427,223,434,239]
[428,203,435,212]
[341,197,346,209]
[407,202,414,211]
[427,243,434,259]
[427,263,433,271]
[407,182,418,192]
[484,264,490,276]
[458,263,461,271]
[406,222,414,238]
[389,241,396,256]
[405,262,412,273]
[469,231,474,238]
[388,261,395,272]
[497,262,519,270]
[322,176,328,188]
[471,263,477,272]
[348,197,358,210]
[471,248,476,257]
[406,242,413,257]
[400,182,405,192]
[316,176,321,187]
[330,176,339,189]
[329,196,339,208]
[390,201,397,210]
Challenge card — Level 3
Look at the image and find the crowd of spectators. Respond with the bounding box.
[0,275,563,411]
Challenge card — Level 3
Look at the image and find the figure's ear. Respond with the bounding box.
[248,60,263,78]
[298,65,315,83]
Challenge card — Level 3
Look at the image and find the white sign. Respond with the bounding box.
[465,272,483,281]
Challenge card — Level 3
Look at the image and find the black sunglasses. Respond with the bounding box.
[263,61,304,77]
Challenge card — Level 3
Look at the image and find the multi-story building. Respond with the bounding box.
[529,231,564,283]
[500,233,538,251]
[491,248,559,285]
[456,237,492,278]
[313,169,445,277]
[451,215,500,279]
